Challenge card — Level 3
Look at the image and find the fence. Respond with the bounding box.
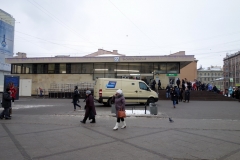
[47,82,94,99]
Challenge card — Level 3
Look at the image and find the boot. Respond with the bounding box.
[121,121,126,129]
[90,118,96,123]
[113,122,119,130]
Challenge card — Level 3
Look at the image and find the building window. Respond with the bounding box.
[22,64,32,74]
[60,64,66,74]
[48,64,55,74]
[94,63,105,74]
[166,63,179,73]
[71,64,81,73]
[141,63,153,74]
[82,63,93,73]
[117,63,129,74]
[154,63,166,74]
[204,78,206,81]
[105,63,117,74]
[204,73,206,76]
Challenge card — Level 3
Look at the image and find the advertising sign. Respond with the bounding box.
[106,81,117,88]
[0,19,14,55]
[4,75,20,100]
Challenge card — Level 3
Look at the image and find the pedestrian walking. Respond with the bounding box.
[179,88,183,102]
[184,88,190,102]
[0,87,12,120]
[73,86,81,111]
[176,78,180,88]
[39,87,43,97]
[112,89,126,130]
[158,79,161,90]
[9,83,16,116]
[174,86,180,104]
[166,85,170,98]
[80,90,96,123]
[170,88,177,108]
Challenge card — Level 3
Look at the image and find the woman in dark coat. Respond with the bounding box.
[80,90,96,123]
[112,89,126,130]
[0,87,12,119]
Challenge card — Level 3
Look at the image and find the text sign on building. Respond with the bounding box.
[230,78,234,82]
[166,74,178,76]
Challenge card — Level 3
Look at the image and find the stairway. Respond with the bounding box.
[158,90,237,101]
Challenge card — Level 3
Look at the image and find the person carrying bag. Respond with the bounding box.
[112,89,126,130]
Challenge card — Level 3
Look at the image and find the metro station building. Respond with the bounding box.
[5,49,197,95]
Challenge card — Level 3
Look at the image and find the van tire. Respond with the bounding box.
[103,102,108,106]
[107,98,112,107]
[147,97,155,105]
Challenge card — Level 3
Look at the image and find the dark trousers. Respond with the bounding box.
[82,115,95,122]
[0,107,10,118]
[73,100,81,109]
[117,118,124,123]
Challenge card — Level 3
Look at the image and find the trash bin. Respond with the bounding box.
[149,103,158,115]
[111,104,116,114]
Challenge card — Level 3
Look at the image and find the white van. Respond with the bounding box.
[94,78,158,106]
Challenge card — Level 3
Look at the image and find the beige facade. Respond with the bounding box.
[180,60,198,82]
[6,49,197,95]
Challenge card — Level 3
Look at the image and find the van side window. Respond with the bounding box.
[139,82,148,90]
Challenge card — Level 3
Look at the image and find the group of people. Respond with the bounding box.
[76,87,126,130]
[0,84,16,120]
[166,85,190,108]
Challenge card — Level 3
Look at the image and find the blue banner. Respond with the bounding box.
[0,20,14,55]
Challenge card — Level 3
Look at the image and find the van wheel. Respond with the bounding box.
[103,102,108,106]
[147,97,155,105]
[107,98,112,107]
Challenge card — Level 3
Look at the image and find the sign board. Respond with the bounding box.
[229,78,234,82]
[166,74,178,76]
[4,75,20,100]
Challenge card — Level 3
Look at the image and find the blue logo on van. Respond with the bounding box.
[106,81,117,88]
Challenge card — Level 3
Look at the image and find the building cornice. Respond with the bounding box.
[6,55,195,64]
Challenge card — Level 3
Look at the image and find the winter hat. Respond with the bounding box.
[86,90,91,94]
[116,89,122,94]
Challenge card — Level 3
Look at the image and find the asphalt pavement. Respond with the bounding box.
[0,97,240,160]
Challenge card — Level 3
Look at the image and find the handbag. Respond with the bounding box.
[118,108,126,118]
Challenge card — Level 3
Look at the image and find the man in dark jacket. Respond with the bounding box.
[184,88,190,102]
[80,90,97,123]
[176,78,180,88]
[0,87,12,119]
[72,86,81,111]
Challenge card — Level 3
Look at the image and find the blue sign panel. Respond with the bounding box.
[0,20,14,55]
[4,75,20,100]
[106,81,117,88]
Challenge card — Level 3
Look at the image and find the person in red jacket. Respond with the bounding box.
[9,83,17,116]
[10,83,17,103]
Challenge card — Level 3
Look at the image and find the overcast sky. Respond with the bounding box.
[1,0,240,68]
